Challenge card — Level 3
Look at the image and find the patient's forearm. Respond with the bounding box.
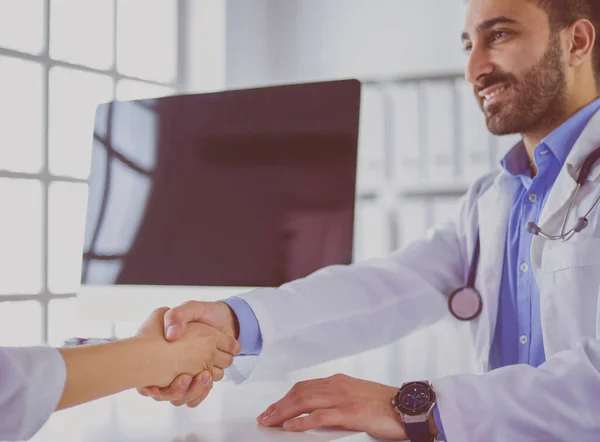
[56,337,167,410]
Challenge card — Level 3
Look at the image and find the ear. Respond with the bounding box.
[566,19,596,68]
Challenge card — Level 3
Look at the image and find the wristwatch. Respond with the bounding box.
[391,380,437,442]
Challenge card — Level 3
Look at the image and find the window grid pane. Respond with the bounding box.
[116,0,178,83]
[48,181,89,294]
[0,300,43,346]
[49,0,115,70]
[0,0,45,55]
[1,1,182,344]
[48,66,114,179]
[0,57,44,173]
[0,178,43,295]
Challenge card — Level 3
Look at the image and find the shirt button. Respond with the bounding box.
[520,335,528,345]
[539,149,548,155]
[520,262,529,272]
[528,193,538,203]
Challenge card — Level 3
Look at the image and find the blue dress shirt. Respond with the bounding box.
[489,98,600,371]
[223,97,600,441]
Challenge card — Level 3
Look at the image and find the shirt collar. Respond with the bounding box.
[500,97,600,177]
[542,97,600,166]
[500,139,529,178]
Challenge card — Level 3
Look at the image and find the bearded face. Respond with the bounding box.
[475,34,568,136]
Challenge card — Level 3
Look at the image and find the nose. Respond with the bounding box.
[465,45,494,86]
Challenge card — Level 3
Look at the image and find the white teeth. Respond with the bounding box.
[485,86,507,100]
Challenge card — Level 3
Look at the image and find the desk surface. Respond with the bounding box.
[31,380,378,442]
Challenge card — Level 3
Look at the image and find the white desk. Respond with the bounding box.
[31,380,379,442]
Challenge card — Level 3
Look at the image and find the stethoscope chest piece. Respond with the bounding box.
[449,231,483,321]
[448,286,483,321]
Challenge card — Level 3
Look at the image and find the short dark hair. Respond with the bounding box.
[532,0,600,83]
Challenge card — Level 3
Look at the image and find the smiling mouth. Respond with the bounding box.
[484,85,508,100]
[481,85,510,108]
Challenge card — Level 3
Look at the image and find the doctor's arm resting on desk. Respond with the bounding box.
[148,294,600,442]
[0,307,241,442]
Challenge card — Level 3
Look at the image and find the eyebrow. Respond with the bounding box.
[461,16,520,41]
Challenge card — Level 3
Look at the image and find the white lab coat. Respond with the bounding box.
[230,109,600,442]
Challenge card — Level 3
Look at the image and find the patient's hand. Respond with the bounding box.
[138,301,241,407]
[136,307,241,406]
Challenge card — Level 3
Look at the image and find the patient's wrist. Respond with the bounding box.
[131,336,176,387]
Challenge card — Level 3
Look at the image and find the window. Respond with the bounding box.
[0,0,182,346]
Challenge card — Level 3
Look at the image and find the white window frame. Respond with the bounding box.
[0,0,188,344]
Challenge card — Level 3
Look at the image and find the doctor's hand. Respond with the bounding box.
[257,374,407,441]
[164,301,240,342]
[137,301,241,406]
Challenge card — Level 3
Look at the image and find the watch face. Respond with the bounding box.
[395,382,436,416]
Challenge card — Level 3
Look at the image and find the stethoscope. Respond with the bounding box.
[448,147,600,321]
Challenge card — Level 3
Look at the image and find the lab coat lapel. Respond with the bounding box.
[536,109,600,232]
[474,173,520,371]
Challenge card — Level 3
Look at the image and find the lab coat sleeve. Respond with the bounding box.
[432,337,600,442]
[226,173,495,382]
[0,346,66,441]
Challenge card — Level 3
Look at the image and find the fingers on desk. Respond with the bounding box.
[259,379,334,426]
[282,409,348,432]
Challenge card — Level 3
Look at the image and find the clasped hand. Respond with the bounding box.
[135,305,241,406]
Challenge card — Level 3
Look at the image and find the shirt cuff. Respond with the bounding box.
[432,403,447,441]
[222,297,263,355]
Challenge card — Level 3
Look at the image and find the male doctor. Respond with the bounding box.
[140,0,600,440]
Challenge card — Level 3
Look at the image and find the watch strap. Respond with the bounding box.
[405,420,434,442]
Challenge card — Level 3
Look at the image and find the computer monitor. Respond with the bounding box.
[81,79,361,288]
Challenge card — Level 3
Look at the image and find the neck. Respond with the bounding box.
[522,89,600,176]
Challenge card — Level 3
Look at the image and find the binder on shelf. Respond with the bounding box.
[431,197,461,229]
[390,83,421,186]
[457,79,494,181]
[357,85,386,194]
[353,200,392,262]
[422,81,456,184]
[396,200,428,248]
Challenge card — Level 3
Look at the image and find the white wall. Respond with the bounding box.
[225,0,469,87]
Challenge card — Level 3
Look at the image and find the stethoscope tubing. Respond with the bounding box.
[450,146,600,320]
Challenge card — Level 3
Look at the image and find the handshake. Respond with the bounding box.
[132,301,411,440]
[57,298,409,440]
[134,301,241,407]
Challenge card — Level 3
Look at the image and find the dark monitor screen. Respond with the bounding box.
[81,79,361,288]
